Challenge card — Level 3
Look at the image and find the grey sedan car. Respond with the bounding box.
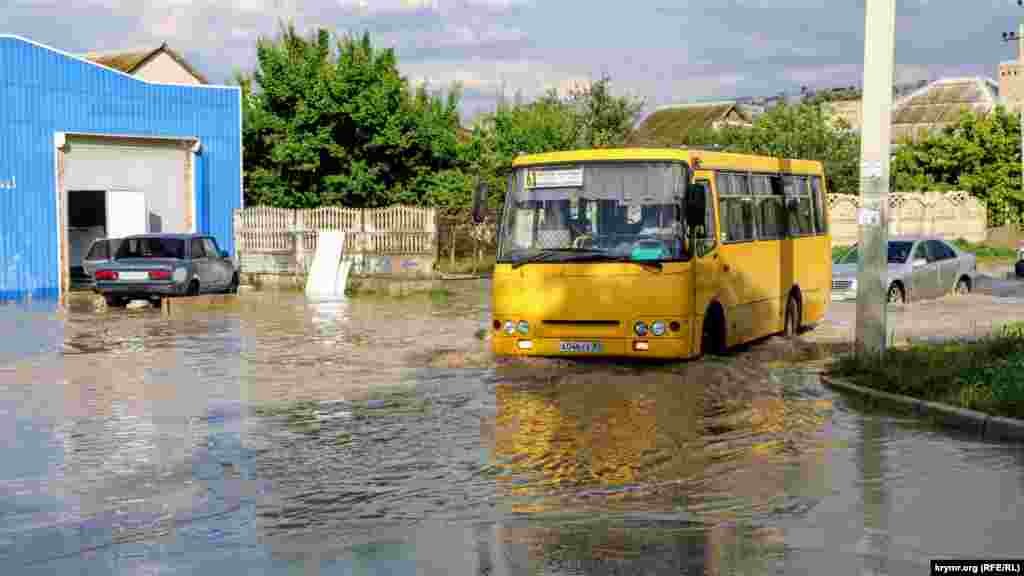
[832,236,977,304]
[94,233,239,307]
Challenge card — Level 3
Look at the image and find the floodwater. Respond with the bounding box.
[1,281,1023,575]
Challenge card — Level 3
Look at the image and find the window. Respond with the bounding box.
[716,172,749,197]
[928,240,956,261]
[912,241,930,263]
[785,176,815,236]
[86,241,108,261]
[191,238,206,259]
[115,237,185,260]
[759,196,786,239]
[694,180,717,254]
[721,197,757,242]
[811,176,828,235]
[203,238,220,258]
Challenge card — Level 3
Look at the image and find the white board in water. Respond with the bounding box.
[305,231,348,298]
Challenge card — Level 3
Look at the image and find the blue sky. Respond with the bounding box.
[5,0,1024,122]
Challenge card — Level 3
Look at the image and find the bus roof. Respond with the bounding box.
[511,147,824,175]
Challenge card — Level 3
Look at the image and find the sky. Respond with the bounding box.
[5,0,1024,123]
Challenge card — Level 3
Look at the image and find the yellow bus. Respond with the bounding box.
[472,147,831,359]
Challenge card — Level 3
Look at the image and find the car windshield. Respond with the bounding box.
[839,241,916,265]
[115,237,186,260]
[497,161,690,264]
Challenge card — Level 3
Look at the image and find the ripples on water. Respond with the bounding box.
[1,283,1023,574]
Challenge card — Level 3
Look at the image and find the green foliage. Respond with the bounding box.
[238,23,468,209]
[677,102,861,195]
[891,107,1024,227]
[950,238,1017,261]
[829,322,1024,419]
[470,74,645,208]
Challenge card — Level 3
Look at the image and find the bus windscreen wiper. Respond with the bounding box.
[510,248,606,269]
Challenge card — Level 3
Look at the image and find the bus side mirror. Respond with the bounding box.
[472,183,488,224]
[685,184,706,229]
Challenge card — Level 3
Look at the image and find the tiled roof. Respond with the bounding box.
[628,102,753,146]
[890,77,999,143]
[80,42,208,84]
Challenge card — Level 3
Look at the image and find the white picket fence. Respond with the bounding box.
[234,205,437,275]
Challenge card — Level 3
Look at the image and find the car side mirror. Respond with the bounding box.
[472,183,488,224]
[220,250,229,258]
[685,184,706,230]
[913,258,927,267]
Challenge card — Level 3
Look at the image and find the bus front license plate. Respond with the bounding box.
[559,341,602,353]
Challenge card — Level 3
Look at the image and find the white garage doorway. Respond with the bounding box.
[57,134,198,294]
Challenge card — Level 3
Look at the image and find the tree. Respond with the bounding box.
[467,75,644,208]
[678,102,861,195]
[891,107,1024,227]
[238,23,466,209]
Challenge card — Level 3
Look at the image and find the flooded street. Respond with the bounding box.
[2,280,1023,574]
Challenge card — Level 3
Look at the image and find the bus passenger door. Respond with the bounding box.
[691,176,720,354]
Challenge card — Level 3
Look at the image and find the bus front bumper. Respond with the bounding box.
[492,336,692,360]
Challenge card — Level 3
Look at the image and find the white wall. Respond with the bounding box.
[133,52,202,85]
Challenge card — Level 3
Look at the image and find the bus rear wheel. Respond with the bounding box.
[784,294,800,338]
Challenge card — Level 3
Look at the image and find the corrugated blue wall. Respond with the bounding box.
[0,36,241,300]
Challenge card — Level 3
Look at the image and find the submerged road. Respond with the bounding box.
[1,281,1022,574]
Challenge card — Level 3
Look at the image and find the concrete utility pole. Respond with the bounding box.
[1003,17,1024,200]
[855,0,896,358]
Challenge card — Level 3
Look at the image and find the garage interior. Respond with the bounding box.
[60,135,196,291]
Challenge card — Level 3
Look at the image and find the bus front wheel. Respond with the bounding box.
[701,307,726,357]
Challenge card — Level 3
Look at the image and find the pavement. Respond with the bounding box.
[812,272,1024,345]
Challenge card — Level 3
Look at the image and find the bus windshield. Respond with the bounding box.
[497,161,690,264]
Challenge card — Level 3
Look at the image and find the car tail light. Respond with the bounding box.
[95,270,118,281]
[148,270,172,280]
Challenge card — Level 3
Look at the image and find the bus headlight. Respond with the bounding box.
[634,321,648,337]
[504,321,515,335]
[517,320,529,335]
[651,321,667,336]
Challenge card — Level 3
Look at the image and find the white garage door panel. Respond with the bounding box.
[106,190,148,239]
[64,142,190,234]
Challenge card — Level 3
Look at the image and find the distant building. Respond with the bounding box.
[628,101,755,147]
[890,77,1000,143]
[999,24,1024,114]
[80,42,208,85]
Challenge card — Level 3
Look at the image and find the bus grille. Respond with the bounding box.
[832,279,853,291]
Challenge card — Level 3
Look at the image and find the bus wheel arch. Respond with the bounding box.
[701,301,727,357]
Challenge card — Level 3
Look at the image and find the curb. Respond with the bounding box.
[820,374,1024,443]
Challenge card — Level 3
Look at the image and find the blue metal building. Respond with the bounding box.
[0,35,241,300]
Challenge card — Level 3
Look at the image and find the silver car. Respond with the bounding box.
[832,236,977,304]
[94,233,239,307]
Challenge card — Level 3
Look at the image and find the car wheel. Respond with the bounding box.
[1016,260,1024,278]
[955,277,970,296]
[887,282,905,304]
[226,273,239,294]
[187,280,200,297]
[104,294,126,308]
[701,307,726,357]
[784,293,800,338]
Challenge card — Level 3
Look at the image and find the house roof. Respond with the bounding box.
[628,101,753,146]
[890,77,999,143]
[80,42,208,84]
